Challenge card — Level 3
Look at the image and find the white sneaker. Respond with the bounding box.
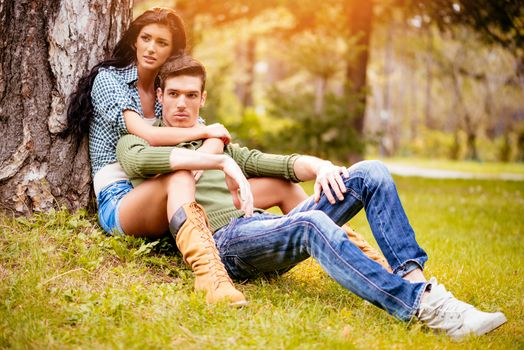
[417,277,507,341]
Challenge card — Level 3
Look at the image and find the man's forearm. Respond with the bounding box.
[198,137,224,154]
[169,148,228,172]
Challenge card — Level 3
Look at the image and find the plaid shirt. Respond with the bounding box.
[88,64,162,176]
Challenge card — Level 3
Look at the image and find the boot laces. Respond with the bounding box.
[188,203,233,288]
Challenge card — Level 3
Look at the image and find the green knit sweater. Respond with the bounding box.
[116,134,300,232]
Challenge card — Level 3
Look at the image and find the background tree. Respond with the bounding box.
[0,0,132,215]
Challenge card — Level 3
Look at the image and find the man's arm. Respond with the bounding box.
[226,143,350,205]
[226,144,301,182]
[190,138,225,180]
[293,155,350,204]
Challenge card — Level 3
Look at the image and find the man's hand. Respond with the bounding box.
[203,123,231,145]
[314,162,350,204]
[222,157,254,216]
[192,170,204,182]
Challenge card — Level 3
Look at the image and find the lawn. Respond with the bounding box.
[1,176,523,349]
[381,157,524,176]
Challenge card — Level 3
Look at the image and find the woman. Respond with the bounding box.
[64,7,309,306]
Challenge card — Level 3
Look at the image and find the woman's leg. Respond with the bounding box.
[118,170,195,237]
[249,178,307,214]
[117,170,246,305]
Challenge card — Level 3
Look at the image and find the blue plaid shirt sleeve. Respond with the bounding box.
[91,69,141,136]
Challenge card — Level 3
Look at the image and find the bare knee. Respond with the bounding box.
[164,170,196,190]
[251,178,308,213]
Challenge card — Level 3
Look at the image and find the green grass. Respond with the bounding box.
[1,177,523,349]
[381,157,524,175]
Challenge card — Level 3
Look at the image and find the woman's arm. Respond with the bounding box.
[124,111,231,146]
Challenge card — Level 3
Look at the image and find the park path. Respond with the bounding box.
[384,163,524,181]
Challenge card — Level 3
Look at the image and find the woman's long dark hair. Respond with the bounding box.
[63,7,186,139]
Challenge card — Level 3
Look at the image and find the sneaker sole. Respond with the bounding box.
[473,312,507,337]
[229,300,249,308]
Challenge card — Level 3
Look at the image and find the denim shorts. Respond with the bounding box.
[97,180,133,235]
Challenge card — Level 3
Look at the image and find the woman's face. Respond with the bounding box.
[135,23,173,71]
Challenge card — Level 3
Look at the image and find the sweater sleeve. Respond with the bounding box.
[116,134,174,179]
[226,144,301,182]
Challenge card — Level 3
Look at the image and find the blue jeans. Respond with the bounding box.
[97,180,133,235]
[213,160,428,321]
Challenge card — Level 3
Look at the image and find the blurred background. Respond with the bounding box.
[134,0,524,164]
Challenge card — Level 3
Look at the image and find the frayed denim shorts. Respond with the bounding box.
[97,180,133,235]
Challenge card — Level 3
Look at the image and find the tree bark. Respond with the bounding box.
[235,37,256,111]
[0,0,132,215]
[344,0,373,161]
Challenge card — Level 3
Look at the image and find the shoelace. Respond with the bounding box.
[423,287,473,332]
[188,203,234,288]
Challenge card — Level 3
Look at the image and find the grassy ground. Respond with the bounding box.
[380,157,524,175]
[1,176,523,349]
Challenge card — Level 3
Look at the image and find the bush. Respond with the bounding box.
[266,89,364,161]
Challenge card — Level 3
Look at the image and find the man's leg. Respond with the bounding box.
[289,160,427,277]
[249,177,391,270]
[213,211,426,321]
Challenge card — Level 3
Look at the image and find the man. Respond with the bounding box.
[116,55,506,341]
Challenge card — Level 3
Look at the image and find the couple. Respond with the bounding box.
[65,7,506,341]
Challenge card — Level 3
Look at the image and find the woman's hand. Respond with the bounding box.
[203,123,231,145]
[222,157,254,217]
[314,162,349,204]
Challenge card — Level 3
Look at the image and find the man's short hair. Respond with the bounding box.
[159,54,206,91]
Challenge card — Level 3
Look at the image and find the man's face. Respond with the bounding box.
[158,75,206,128]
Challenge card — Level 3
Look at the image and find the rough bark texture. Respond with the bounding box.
[344,0,373,162]
[346,1,372,123]
[0,0,132,215]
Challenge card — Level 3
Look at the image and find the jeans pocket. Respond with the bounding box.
[223,255,259,280]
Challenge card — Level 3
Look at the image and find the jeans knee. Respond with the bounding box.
[298,210,332,231]
[359,160,393,188]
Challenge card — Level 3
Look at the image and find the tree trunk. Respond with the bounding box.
[380,20,393,157]
[235,38,256,111]
[344,0,373,161]
[0,0,132,215]
[465,131,479,161]
[424,28,434,129]
[314,76,326,115]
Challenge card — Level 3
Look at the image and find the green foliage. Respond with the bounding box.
[267,89,364,161]
[1,176,523,348]
[390,127,457,159]
[409,0,524,51]
[394,126,524,163]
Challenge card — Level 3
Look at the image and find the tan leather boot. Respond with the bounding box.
[172,202,248,306]
[341,224,392,272]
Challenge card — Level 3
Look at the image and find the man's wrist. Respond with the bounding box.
[218,154,229,170]
[314,160,333,174]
